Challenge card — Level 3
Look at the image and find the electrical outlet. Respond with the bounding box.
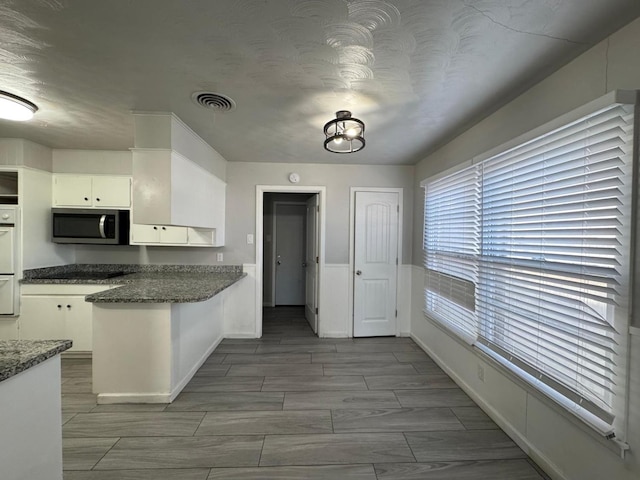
[247,234,254,244]
[216,253,223,262]
[477,364,485,383]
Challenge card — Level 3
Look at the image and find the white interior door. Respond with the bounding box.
[275,204,306,305]
[353,191,399,337]
[305,195,319,333]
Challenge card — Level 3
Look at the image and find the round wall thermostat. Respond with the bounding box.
[288,172,300,183]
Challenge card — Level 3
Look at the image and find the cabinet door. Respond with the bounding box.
[20,296,92,352]
[0,276,14,315]
[64,298,93,351]
[159,226,187,244]
[0,228,14,273]
[53,175,92,207]
[130,224,160,244]
[92,176,131,208]
[19,296,66,341]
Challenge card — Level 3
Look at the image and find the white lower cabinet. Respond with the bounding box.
[19,285,113,352]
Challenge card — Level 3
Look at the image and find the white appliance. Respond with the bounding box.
[0,207,17,315]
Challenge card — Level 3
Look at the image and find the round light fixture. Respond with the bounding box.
[0,90,38,121]
[323,110,365,153]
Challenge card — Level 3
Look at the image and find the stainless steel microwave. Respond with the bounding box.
[52,209,130,245]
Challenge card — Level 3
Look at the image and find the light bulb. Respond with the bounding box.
[345,128,358,138]
[334,137,343,144]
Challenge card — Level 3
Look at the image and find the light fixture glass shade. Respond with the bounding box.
[323,110,365,153]
[0,91,38,121]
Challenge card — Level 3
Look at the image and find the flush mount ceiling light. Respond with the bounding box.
[323,110,365,153]
[0,90,38,121]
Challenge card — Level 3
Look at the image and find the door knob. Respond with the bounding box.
[302,262,307,267]
[356,270,362,276]
[277,260,282,265]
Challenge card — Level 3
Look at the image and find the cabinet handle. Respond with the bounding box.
[96,198,100,202]
[84,197,89,201]
[57,304,62,309]
[67,305,72,309]
[153,226,158,230]
[162,227,166,230]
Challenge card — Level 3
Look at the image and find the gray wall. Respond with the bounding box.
[74,161,414,267]
[412,17,640,266]
[411,16,640,479]
[224,162,414,266]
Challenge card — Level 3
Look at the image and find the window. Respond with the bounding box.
[422,93,635,438]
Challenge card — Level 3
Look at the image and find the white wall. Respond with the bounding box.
[0,138,53,171]
[411,17,640,480]
[52,149,132,175]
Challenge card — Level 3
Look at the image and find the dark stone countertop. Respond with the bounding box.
[0,340,72,383]
[21,264,246,304]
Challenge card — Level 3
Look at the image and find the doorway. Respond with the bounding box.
[256,186,326,338]
[273,201,307,306]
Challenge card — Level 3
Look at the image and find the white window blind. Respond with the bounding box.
[423,164,480,343]
[422,96,635,433]
[477,103,634,425]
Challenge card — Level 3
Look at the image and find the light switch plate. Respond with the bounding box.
[247,234,254,244]
[217,253,223,262]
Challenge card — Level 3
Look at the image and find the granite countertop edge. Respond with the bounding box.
[86,272,247,303]
[21,264,247,304]
[0,340,73,383]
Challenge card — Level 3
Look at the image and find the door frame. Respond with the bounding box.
[271,201,308,307]
[348,187,403,337]
[256,185,326,338]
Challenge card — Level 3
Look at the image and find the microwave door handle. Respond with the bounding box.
[99,215,107,238]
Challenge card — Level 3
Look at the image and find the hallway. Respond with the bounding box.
[61,307,549,479]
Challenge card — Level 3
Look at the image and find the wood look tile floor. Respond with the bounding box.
[61,306,550,479]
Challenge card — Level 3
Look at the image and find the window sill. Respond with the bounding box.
[420,313,629,459]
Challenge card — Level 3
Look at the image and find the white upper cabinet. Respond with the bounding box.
[130,112,227,246]
[130,224,188,245]
[132,149,226,245]
[53,175,131,208]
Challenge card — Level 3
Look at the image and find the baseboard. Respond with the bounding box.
[60,350,93,359]
[97,393,171,404]
[410,332,567,480]
[225,333,259,339]
[61,351,92,359]
[169,334,224,403]
[320,331,350,338]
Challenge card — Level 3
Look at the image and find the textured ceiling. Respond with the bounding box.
[1,0,639,165]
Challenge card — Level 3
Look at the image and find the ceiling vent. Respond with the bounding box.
[192,92,236,112]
